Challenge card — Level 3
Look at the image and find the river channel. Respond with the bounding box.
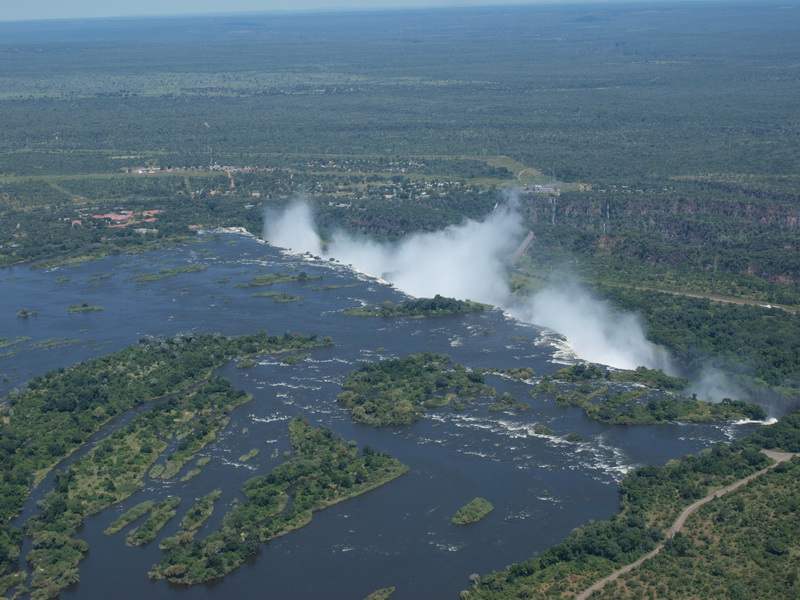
[0,231,764,599]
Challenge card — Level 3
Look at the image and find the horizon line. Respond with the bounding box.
[0,0,774,24]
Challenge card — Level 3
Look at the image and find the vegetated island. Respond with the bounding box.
[150,415,408,585]
[461,411,800,600]
[363,587,396,600]
[67,302,105,313]
[234,270,321,288]
[532,364,766,425]
[452,497,494,525]
[128,264,209,282]
[346,294,490,318]
[0,331,332,600]
[337,351,522,426]
[23,376,254,597]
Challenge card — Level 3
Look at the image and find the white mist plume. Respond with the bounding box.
[261,196,669,372]
[687,367,744,403]
[509,280,674,373]
[329,204,522,306]
[263,201,322,257]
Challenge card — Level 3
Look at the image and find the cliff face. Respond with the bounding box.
[525,194,800,230]
[521,190,800,285]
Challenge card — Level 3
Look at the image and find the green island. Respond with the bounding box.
[461,412,800,600]
[126,497,181,546]
[281,353,310,365]
[179,468,201,482]
[0,337,31,350]
[346,295,490,318]
[363,588,396,600]
[24,376,253,597]
[235,271,321,288]
[150,416,408,585]
[452,498,494,525]
[252,291,301,302]
[15,309,38,318]
[128,264,209,282]
[176,490,222,534]
[104,501,156,536]
[67,303,105,313]
[238,449,259,462]
[337,352,495,425]
[533,364,766,425]
[0,331,332,599]
[488,392,530,412]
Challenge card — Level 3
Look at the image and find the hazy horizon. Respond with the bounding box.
[0,0,757,23]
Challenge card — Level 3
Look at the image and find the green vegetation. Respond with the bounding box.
[0,331,332,595]
[0,5,795,407]
[346,295,490,317]
[488,392,530,413]
[125,498,181,546]
[16,309,38,318]
[452,498,494,525]
[363,587,396,600]
[150,416,408,584]
[104,501,156,536]
[179,469,201,482]
[177,490,222,533]
[238,449,259,462]
[252,292,301,302]
[337,352,494,425]
[462,413,800,600]
[534,365,766,425]
[591,458,800,600]
[24,376,252,597]
[281,353,310,365]
[0,4,798,596]
[0,336,30,349]
[235,271,321,288]
[67,303,104,313]
[129,264,208,282]
[534,425,555,436]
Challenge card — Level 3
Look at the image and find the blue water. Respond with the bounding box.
[0,231,763,599]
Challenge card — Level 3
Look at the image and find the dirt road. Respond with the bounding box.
[574,450,797,600]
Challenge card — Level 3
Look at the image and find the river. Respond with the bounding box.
[0,231,763,599]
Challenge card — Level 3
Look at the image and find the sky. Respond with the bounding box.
[0,0,579,22]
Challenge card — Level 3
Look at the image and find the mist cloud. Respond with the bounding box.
[508,280,674,372]
[262,196,673,374]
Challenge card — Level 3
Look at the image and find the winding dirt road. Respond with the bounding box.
[574,450,797,600]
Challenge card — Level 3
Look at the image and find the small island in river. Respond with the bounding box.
[452,497,494,525]
[346,294,490,318]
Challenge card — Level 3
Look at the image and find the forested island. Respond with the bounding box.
[150,416,407,584]
[346,295,490,318]
[533,364,766,425]
[337,354,760,428]
[0,332,333,599]
[337,352,507,426]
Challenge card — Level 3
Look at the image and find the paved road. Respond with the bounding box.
[574,450,797,600]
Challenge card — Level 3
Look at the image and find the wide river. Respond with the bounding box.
[0,231,764,599]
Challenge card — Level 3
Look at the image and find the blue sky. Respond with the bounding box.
[1,0,588,22]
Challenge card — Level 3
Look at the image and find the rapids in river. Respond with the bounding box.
[0,232,765,599]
